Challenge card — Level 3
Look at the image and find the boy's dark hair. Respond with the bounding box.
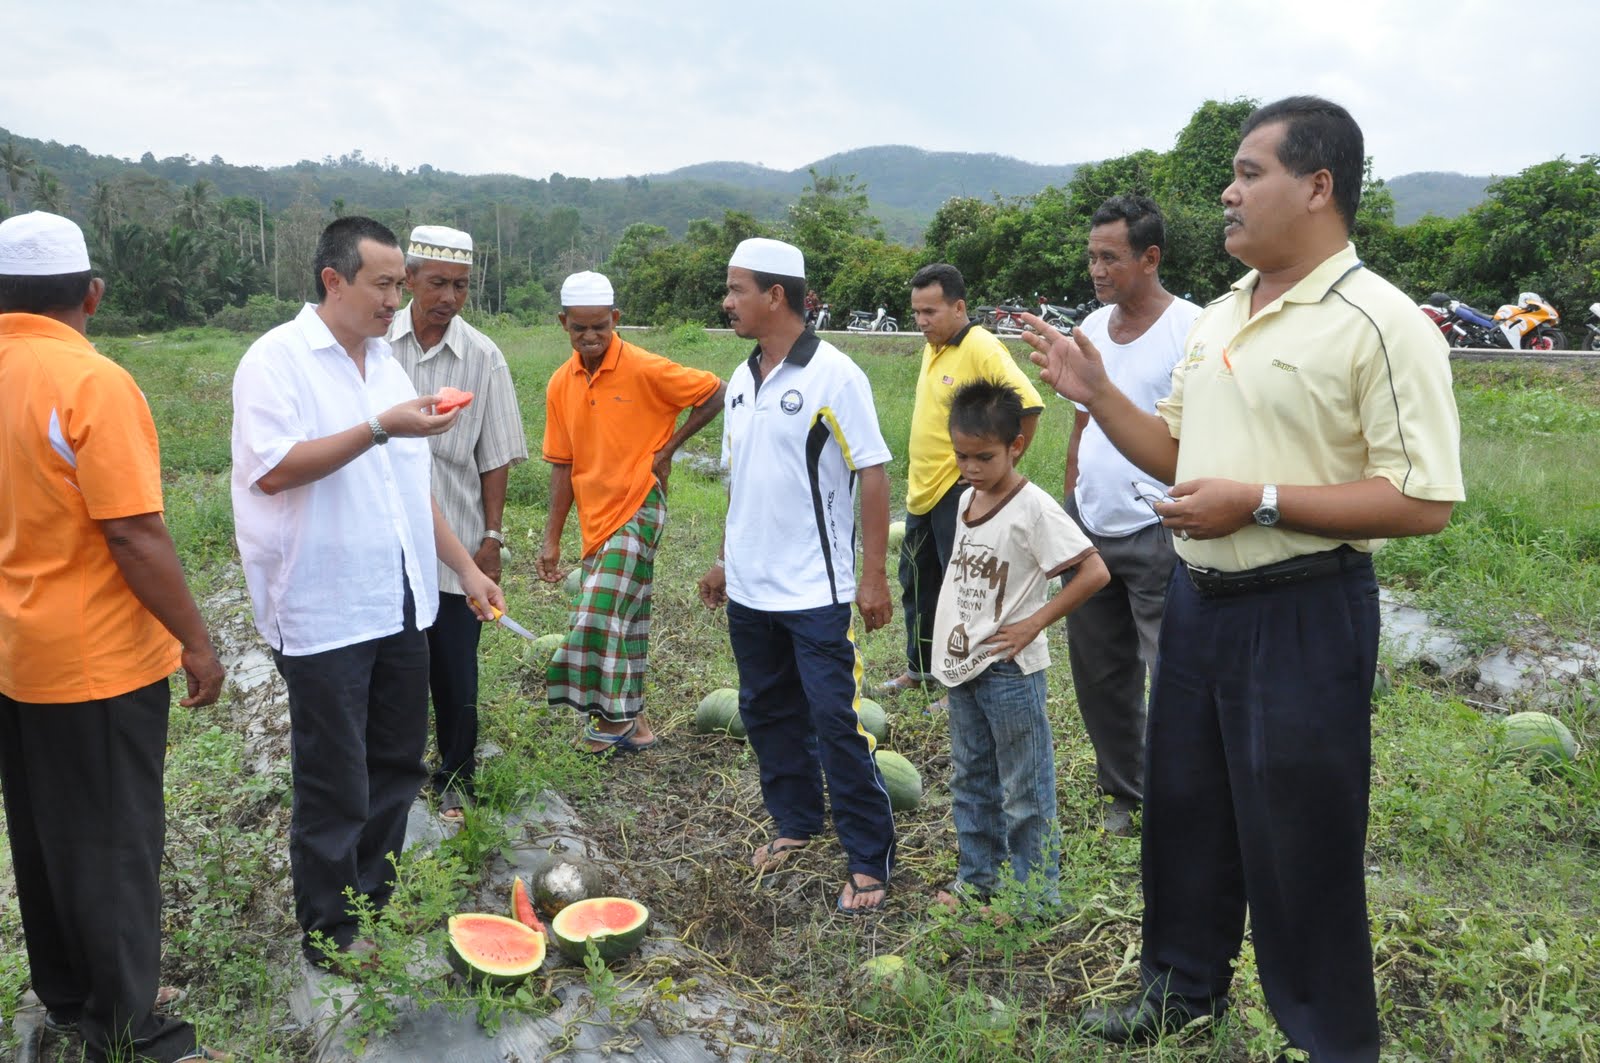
[1240,95,1363,232]
[752,270,807,316]
[313,216,400,301]
[911,262,966,303]
[0,271,93,314]
[948,378,1023,443]
[1090,194,1166,255]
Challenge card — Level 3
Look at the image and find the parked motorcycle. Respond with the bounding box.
[846,306,898,333]
[990,301,1030,336]
[1582,302,1600,352]
[806,303,832,331]
[1036,294,1077,332]
[1429,292,1565,351]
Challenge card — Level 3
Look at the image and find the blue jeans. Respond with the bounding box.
[947,659,1059,904]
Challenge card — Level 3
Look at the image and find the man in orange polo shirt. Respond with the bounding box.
[0,212,228,1062]
[538,271,725,752]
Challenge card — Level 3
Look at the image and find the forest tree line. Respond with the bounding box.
[2,99,1595,335]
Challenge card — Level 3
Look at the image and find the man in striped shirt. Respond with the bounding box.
[388,225,527,821]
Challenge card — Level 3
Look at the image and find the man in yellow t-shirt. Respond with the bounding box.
[0,212,227,1063]
[881,263,1043,709]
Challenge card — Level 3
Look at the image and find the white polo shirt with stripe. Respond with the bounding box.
[721,331,892,612]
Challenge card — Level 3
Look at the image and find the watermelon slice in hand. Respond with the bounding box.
[435,386,474,414]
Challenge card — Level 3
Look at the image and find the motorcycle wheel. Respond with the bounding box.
[1585,330,1600,352]
[879,320,898,333]
[1535,328,1566,351]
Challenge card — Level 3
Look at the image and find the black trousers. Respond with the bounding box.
[272,589,429,960]
[1140,558,1381,1062]
[898,482,963,677]
[426,592,483,796]
[0,679,197,1063]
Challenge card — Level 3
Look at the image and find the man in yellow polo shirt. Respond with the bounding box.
[881,263,1043,709]
[1026,97,1463,1061]
[539,271,725,753]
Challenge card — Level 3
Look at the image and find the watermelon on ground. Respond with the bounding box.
[510,876,546,934]
[527,853,607,917]
[563,569,583,598]
[856,697,888,745]
[525,632,564,668]
[695,688,744,738]
[447,912,546,988]
[549,896,650,962]
[874,749,923,812]
[1497,711,1578,766]
[888,520,907,553]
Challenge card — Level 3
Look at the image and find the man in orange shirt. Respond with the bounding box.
[539,271,725,752]
[0,212,228,1062]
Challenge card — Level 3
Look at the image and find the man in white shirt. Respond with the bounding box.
[696,238,897,915]
[387,225,527,821]
[231,217,505,967]
[1063,196,1202,836]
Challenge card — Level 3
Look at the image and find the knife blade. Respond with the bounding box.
[472,600,540,641]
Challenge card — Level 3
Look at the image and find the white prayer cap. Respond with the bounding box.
[729,237,804,279]
[560,271,615,307]
[0,211,91,276]
[407,225,473,265]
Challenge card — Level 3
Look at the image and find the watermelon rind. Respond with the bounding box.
[527,632,564,667]
[856,697,888,746]
[1497,711,1578,767]
[447,912,546,988]
[888,519,907,553]
[563,569,583,598]
[511,876,546,934]
[550,896,651,962]
[874,749,923,812]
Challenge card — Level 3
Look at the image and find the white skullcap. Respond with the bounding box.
[560,271,615,307]
[0,211,91,276]
[729,237,804,279]
[407,225,473,265]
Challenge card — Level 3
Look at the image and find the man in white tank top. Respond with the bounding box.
[1063,196,1201,836]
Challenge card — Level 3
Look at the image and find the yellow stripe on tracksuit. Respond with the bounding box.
[845,619,877,753]
[812,406,860,470]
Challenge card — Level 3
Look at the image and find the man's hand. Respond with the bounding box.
[982,617,1044,662]
[459,569,507,620]
[537,540,565,583]
[651,448,673,498]
[1018,314,1110,406]
[855,569,892,632]
[698,564,727,609]
[180,642,226,707]
[380,396,463,439]
[473,539,502,584]
[1160,478,1259,540]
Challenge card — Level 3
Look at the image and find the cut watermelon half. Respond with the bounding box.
[549,896,650,962]
[447,912,546,987]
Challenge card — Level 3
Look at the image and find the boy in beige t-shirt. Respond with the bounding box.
[931,380,1108,911]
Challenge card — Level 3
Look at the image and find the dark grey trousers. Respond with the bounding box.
[0,679,198,1063]
[1063,498,1175,805]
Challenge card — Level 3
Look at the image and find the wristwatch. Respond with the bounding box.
[482,529,504,543]
[367,415,389,446]
[1253,483,1280,526]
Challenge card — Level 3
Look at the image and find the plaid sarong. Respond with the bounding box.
[547,488,666,722]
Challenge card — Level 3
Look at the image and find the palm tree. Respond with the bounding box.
[1,139,34,212]
[178,179,213,232]
[88,179,119,246]
[29,169,66,214]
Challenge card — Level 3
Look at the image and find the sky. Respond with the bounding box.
[4,0,1597,183]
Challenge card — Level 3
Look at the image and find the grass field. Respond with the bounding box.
[3,323,1598,1061]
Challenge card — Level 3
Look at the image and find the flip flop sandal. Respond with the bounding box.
[438,788,468,823]
[836,874,889,916]
[750,838,809,875]
[45,986,189,1033]
[176,1049,233,1062]
[581,718,644,755]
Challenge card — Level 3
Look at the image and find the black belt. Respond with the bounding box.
[1184,546,1367,599]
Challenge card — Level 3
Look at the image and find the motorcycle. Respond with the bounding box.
[806,303,832,331]
[1036,294,1077,332]
[846,306,898,333]
[1448,292,1566,350]
[1585,302,1600,352]
[990,299,1030,336]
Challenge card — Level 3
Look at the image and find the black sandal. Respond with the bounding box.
[836,874,889,915]
[751,837,809,875]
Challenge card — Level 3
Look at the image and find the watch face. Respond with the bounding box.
[1255,507,1280,526]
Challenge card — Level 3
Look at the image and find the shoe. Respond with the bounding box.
[1079,989,1223,1044]
[176,1049,233,1062]
[1100,798,1139,838]
[875,671,933,697]
[437,786,469,824]
[44,986,188,1033]
[836,874,889,916]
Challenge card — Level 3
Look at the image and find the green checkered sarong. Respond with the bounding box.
[547,488,666,722]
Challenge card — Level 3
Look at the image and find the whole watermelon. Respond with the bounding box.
[874,749,923,812]
[1497,711,1578,766]
[694,688,744,738]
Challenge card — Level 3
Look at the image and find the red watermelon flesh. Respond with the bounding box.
[447,912,546,987]
[512,876,546,934]
[435,386,474,414]
[562,899,639,937]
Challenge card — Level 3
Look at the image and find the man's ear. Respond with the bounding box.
[83,277,106,316]
[321,265,344,298]
[1307,168,1336,215]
